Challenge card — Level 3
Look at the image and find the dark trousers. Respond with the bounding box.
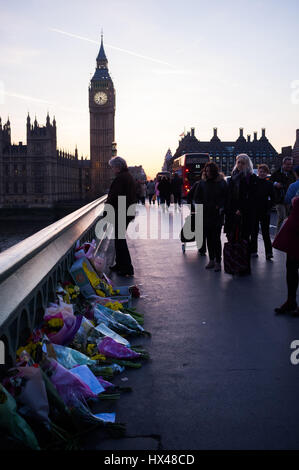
[160,195,170,207]
[114,219,134,273]
[252,213,273,255]
[205,225,222,263]
[173,192,181,206]
[148,194,155,204]
[287,255,299,300]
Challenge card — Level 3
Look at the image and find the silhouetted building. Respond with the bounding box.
[293,129,299,165]
[0,115,91,208]
[172,127,279,175]
[89,34,115,196]
[128,165,146,181]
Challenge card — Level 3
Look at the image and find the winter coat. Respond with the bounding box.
[272,197,299,261]
[147,181,155,195]
[224,171,259,235]
[255,178,275,215]
[158,179,171,198]
[192,174,228,228]
[270,168,296,204]
[106,169,137,223]
[171,175,182,195]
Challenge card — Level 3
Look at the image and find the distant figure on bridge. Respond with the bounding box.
[187,170,207,255]
[171,173,183,210]
[273,194,299,315]
[270,157,296,233]
[147,180,156,205]
[225,153,258,258]
[192,162,227,272]
[155,177,161,206]
[251,164,275,260]
[106,156,136,277]
[158,176,171,211]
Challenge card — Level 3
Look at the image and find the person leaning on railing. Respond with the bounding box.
[105,156,137,277]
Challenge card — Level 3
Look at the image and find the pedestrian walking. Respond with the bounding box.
[187,171,207,255]
[147,180,156,204]
[273,194,299,315]
[106,156,136,277]
[155,178,161,206]
[192,162,228,272]
[270,157,296,233]
[158,176,171,211]
[224,153,259,257]
[285,165,299,206]
[251,164,275,260]
[171,173,183,210]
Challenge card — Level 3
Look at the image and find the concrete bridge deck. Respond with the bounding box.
[89,203,299,450]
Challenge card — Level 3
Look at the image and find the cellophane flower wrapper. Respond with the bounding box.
[44,359,98,406]
[52,344,96,369]
[74,239,96,260]
[95,322,131,347]
[97,337,140,360]
[97,376,114,390]
[48,315,83,346]
[89,363,125,377]
[0,383,40,450]
[15,366,50,424]
[111,310,144,333]
[93,305,135,335]
[45,299,74,319]
[70,365,105,395]
[73,317,103,351]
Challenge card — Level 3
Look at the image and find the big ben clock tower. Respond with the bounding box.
[89,33,115,196]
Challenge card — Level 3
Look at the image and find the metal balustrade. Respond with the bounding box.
[0,196,111,366]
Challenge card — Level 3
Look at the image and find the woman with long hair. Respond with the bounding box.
[225,153,259,256]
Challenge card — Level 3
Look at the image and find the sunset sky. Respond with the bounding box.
[1,0,299,178]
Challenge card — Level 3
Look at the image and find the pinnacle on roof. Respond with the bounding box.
[96,31,108,65]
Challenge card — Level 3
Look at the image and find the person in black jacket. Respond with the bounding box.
[193,162,228,272]
[251,164,275,259]
[171,173,183,210]
[225,153,258,257]
[158,176,171,211]
[270,157,296,233]
[106,156,137,276]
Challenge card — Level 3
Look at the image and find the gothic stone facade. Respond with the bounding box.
[89,36,116,196]
[173,127,279,175]
[0,115,91,208]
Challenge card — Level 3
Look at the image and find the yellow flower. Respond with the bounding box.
[96,289,105,297]
[91,354,106,361]
[82,262,101,288]
[86,343,96,355]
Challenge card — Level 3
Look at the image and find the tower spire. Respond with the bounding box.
[96,28,108,67]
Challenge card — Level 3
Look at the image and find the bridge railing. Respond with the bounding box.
[0,196,112,366]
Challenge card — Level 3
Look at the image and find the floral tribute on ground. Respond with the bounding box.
[0,242,149,450]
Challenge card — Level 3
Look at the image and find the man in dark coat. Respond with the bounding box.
[251,164,275,259]
[270,157,296,233]
[106,156,137,276]
[171,173,183,209]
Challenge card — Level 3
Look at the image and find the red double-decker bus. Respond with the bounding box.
[172,153,210,197]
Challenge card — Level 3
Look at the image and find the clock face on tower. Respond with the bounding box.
[94,91,108,105]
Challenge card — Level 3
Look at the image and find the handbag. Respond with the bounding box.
[223,224,251,275]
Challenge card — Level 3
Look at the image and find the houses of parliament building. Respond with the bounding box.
[0,35,116,209]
